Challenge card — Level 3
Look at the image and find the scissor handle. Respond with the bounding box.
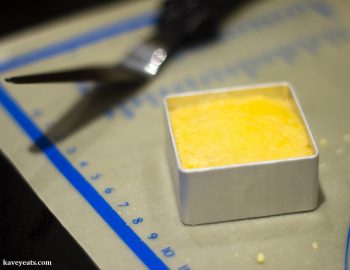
[157,0,235,45]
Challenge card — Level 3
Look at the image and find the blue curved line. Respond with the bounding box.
[0,11,157,72]
[345,225,350,270]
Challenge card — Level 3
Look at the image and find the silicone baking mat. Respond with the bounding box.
[0,0,349,269]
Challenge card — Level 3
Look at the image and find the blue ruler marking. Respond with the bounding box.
[0,9,166,270]
[0,0,333,73]
[345,225,350,270]
[0,11,157,72]
[0,86,169,270]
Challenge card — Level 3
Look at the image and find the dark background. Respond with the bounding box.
[0,0,117,268]
[0,0,116,38]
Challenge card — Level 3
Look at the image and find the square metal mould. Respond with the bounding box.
[164,82,319,225]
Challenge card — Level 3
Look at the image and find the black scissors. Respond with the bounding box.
[6,0,240,84]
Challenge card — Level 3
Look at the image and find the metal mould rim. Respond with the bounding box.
[164,81,319,174]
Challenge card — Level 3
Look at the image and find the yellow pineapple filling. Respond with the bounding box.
[169,92,313,169]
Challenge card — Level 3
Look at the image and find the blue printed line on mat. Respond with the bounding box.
[0,85,169,270]
[0,11,157,73]
[345,226,350,270]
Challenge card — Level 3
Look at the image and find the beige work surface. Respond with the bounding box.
[1,0,349,269]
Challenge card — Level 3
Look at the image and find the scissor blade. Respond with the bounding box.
[5,66,146,84]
